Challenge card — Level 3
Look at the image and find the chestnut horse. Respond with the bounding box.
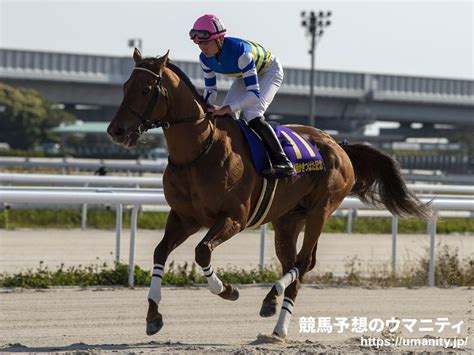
[107,49,430,339]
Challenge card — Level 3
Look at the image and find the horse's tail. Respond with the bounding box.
[340,143,432,219]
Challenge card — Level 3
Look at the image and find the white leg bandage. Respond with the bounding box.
[202,264,225,295]
[274,267,299,296]
[147,264,164,304]
[273,297,295,338]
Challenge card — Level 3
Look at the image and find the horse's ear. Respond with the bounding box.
[133,48,142,64]
[159,50,170,68]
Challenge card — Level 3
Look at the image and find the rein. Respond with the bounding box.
[122,65,215,167]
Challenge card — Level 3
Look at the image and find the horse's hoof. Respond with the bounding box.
[254,332,286,344]
[259,301,277,317]
[146,316,164,336]
[218,284,239,301]
[271,331,286,342]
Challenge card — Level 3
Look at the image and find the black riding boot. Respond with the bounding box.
[248,117,294,177]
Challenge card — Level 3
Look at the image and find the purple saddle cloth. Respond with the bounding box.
[237,119,325,177]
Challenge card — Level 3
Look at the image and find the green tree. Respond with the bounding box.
[0,82,76,150]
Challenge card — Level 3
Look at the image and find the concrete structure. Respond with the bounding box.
[1,48,473,138]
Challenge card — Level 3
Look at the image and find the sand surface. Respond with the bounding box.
[1,228,472,353]
[0,286,472,353]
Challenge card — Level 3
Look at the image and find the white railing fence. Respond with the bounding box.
[0,157,168,173]
[1,188,472,288]
[0,172,163,187]
[0,173,164,229]
[1,160,472,184]
[2,173,473,194]
[2,172,472,229]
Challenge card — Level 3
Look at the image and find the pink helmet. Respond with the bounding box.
[189,14,226,44]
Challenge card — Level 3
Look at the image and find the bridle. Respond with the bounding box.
[120,66,207,132]
[118,67,167,133]
[119,65,215,167]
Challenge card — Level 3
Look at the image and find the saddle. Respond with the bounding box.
[237,119,325,177]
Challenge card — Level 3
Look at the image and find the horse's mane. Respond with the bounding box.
[167,61,209,110]
[137,56,208,111]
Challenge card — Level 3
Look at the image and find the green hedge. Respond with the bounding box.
[0,261,280,288]
[0,208,168,229]
[0,208,472,234]
[1,246,471,288]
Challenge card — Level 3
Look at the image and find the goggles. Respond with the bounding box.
[189,29,225,41]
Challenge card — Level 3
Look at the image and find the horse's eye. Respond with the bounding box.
[142,86,152,95]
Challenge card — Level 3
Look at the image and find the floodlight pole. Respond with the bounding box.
[301,11,332,127]
[309,17,316,128]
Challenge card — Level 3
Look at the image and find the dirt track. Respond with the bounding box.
[0,286,472,353]
[1,229,472,353]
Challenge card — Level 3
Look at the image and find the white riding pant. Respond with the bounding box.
[222,57,284,122]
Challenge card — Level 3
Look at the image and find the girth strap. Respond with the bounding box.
[246,178,278,229]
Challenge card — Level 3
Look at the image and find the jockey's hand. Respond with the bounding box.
[208,105,232,117]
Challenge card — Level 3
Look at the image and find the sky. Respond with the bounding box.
[0,0,473,80]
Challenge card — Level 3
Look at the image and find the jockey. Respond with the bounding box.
[190,14,294,177]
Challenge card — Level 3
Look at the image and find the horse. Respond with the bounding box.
[107,49,431,339]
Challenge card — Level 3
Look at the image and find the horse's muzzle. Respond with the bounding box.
[107,122,140,148]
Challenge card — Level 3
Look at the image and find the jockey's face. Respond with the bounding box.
[198,39,220,57]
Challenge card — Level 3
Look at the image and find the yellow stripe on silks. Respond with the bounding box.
[246,41,266,70]
[280,131,302,160]
[248,41,258,59]
[292,132,316,157]
[257,46,270,73]
[245,40,272,74]
[246,178,268,228]
[245,41,259,66]
[224,72,242,77]
[255,45,265,70]
[266,50,272,62]
[258,43,271,72]
[259,54,272,74]
[252,179,278,228]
